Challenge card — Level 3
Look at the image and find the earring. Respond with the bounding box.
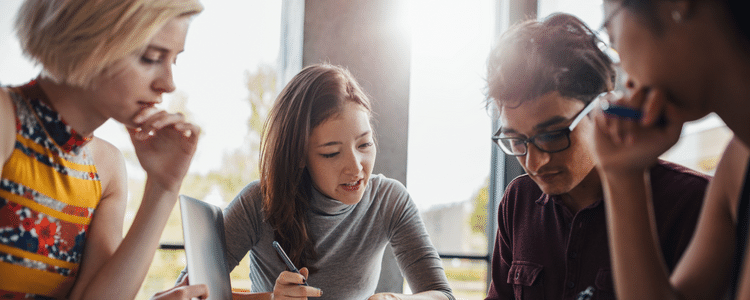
[671,10,683,23]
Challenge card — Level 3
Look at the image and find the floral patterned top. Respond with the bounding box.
[0,80,101,299]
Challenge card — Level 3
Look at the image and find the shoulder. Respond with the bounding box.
[227,180,264,211]
[238,180,262,199]
[506,174,538,190]
[652,159,712,182]
[88,137,125,167]
[366,174,410,203]
[502,174,542,203]
[369,174,406,191]
[364,174,418,216]
[649,159,711,195]
[88,137,126,199]
[0,87,15,166]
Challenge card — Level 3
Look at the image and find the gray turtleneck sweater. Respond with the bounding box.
[222,174,453,299]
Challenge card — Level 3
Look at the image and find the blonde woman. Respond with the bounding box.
[0,0,204,299]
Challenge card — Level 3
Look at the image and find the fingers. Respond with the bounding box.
[276,271,307,286]
[274,270,322,299]
[641,89,667,127]
[176,273,189,287]
[130,107,197,141]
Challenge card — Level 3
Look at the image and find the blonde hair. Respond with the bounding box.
[15,0,204,88]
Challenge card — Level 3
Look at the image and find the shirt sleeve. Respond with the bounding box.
[485,181,516,299]
[384,179,454,298]
[222,181,264,272]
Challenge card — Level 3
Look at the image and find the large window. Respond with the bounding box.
[406,1,495,298]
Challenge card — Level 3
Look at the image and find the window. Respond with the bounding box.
[406,1,496,297]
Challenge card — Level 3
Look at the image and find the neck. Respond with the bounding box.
[709,60,750,146]
[691,13,750,145]
[559,169,602,214]
[37,78,106,137]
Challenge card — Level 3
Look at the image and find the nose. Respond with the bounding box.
[343,149,364,176]
[522,143,550,175]
[152,64,176,94]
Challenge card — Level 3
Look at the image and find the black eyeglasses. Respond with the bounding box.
[492,98,599,156]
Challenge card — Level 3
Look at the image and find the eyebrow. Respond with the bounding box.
[499,116,568,135]
[145,45,184,55]
[316,131,371,148]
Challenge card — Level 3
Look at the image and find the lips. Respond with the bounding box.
[341,179,362,192]
[138,101,158,108]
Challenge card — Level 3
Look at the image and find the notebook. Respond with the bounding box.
[179,195,233,300]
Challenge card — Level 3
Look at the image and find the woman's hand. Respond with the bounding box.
[272,267,323,299]
[592,88,685,174]
[151,275,208,300]
[128,107,200,191]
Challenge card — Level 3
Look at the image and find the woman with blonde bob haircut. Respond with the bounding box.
[0,0,206,299]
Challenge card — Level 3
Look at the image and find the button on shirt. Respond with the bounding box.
[485,160,709,300]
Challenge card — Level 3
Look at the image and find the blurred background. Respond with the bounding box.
[0,0,729,299]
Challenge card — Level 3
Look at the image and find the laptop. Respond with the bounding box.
[179,195,233,300]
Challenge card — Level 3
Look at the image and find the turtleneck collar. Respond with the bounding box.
[309,185,360,216]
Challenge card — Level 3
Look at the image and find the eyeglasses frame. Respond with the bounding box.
[491,97,600,156]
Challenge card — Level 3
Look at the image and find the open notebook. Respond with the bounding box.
[179,195,233,300]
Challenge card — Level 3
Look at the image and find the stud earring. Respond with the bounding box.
[671,10,683,23]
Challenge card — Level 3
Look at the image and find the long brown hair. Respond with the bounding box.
[260,64,372,271]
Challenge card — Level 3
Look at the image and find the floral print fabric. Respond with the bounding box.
[0,81,101,299]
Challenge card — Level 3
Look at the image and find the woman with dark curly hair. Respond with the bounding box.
[592,0,750,299]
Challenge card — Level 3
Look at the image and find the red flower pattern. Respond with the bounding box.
[57,222,80,253]
[35,217,58,249]
[21,216,35,231]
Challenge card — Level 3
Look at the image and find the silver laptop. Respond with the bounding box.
[179,195,233,300]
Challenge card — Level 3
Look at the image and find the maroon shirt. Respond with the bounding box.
[485,160,709,300]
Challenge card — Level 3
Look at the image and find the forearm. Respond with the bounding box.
[76,178,180,300]
[393,291,451,300]
[600,169,680,300]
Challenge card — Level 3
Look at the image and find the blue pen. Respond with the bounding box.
[601,100,642,120]
[576,286,595,300]
[272,241,309,286]
[597,92,667,126]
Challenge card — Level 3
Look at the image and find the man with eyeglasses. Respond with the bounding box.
[484,13,709,300]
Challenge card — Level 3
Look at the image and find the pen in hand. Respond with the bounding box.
[272,240,309,286]
[597,91,668,127]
